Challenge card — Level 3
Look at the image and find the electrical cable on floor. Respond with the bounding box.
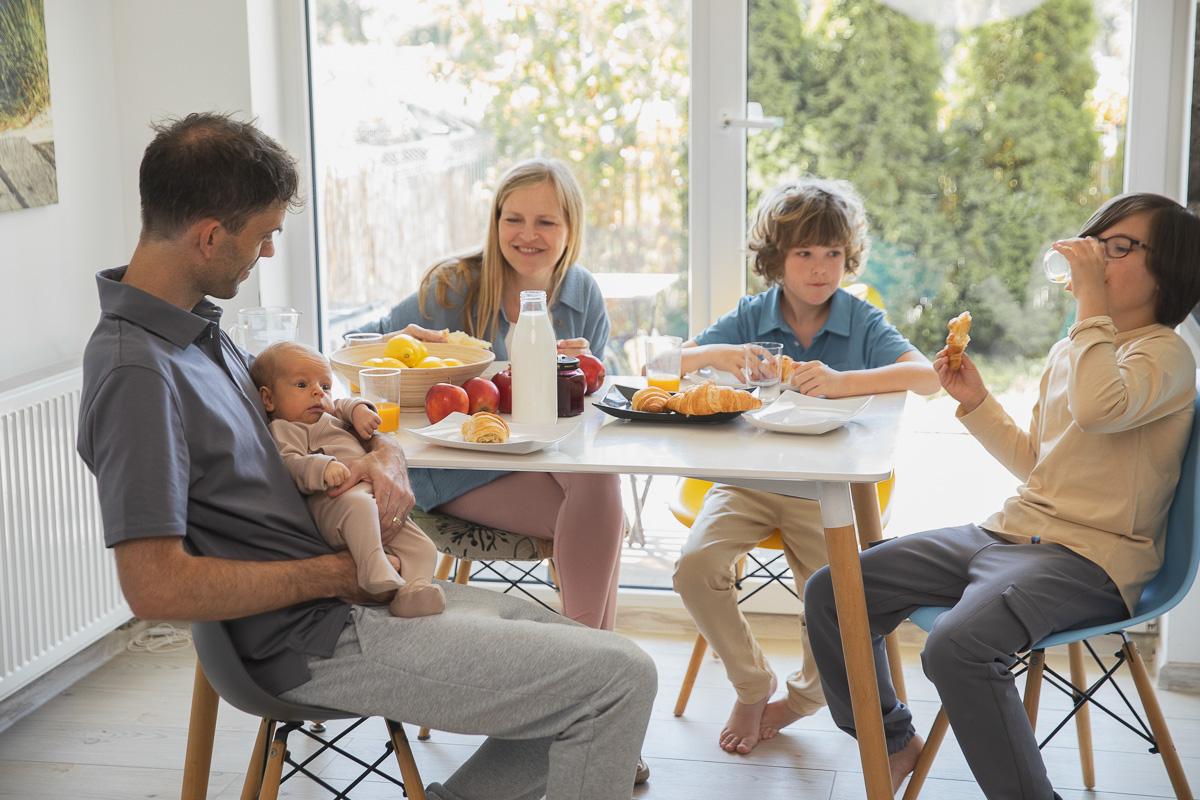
[127,622,192,653]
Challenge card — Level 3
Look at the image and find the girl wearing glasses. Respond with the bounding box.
[805,192,1200,798]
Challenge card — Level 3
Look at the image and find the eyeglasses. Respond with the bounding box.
[1097,235,1150,259]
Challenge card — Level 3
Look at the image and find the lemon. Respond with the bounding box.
[362,356,404,369]
[440,358,463,367]
[384,333,428,367]
[416,356,446,369]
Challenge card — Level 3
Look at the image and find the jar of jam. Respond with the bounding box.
[556,354,586,417]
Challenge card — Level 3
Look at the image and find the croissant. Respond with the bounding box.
[444,330,493,350]
[461,411,510,443]
[665,382,762,416]
[631,386,672,412]
[945,311,972,370]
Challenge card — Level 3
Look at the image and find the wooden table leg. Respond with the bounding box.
[181,659,219,800]
[821,481,892,800]
[851,482,908,705]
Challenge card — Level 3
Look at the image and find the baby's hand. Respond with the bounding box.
[351,402,382,438]
[787,360,847,397]
[324,460,351,487]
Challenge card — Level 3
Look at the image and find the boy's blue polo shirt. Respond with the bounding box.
[693,285,914,370]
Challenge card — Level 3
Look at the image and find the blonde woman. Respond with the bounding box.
[355,159,625,629]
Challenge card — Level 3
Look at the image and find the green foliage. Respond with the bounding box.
[0,0,50,131]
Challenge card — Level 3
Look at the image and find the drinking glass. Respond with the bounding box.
[744,341,784,402]
[1044,249,1071,285]
[229,307,300,355]
[358,367,402,433]
[343,332,382,348]
[644,335,683,392]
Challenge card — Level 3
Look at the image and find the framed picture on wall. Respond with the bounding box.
[0,0,58,212]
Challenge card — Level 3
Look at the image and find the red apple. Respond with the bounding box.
[577,352,606,395]
[425,383,469,423]
[492,367,513,414]
[463,376,501,414]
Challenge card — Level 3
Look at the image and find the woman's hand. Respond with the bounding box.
[933,347,988,413]
[786,360,849,398]
[681,344,747,380]
[557,337,590,357]
[350,403,382,438]
[386,324,448,343]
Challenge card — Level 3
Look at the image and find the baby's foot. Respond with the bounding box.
[718,675,776,755]
[890,733,924,794]
[390,580,446,618]
[758,698,806,741]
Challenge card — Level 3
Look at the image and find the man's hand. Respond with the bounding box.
[787,360,848,398]
[351,403,382,438]
[933,347,988,413]
[323,460,351,487]
[327,435,415,527]
[556,337,590,357]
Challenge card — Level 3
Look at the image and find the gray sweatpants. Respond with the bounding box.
[281,582,657,800]
[804,524,1127,800]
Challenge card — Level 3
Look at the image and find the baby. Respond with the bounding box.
[251,341,445,617]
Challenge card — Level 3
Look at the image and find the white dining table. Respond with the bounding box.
[397,376,909,800]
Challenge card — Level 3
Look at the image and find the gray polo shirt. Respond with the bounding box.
[77,267,350,696]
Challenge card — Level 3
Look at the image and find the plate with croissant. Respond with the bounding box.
[743,391,872,435]
[594,381,761,424]
[408,411,579,454]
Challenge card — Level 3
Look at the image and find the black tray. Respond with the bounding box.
[592,384,754,424]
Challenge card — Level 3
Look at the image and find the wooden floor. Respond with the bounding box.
[0,627,1197,799]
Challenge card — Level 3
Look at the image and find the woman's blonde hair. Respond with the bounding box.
[419,158,585,340]
[747,177,870,283]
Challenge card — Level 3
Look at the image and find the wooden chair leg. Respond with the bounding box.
[547,558,560,589]
[849,481,906,704]
[1023,650,1045,730]
[181,660,220,800]
[884,632,908,706]
[1123,640,1194,800]
[901,708,949,800]
[674,634,709,716]
[239,719,274,800]
[386,720,426,800]
[454,558,472,585]
[257,726,290,800]
[1067,641,1095,789]
[433,552,455,582]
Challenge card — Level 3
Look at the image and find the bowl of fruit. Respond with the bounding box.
[330,332,495,407]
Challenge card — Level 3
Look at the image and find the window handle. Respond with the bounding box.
[721,102,783,130]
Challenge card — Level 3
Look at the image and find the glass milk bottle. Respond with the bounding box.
[510,290,558,425]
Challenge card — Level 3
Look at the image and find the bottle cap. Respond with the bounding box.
[556,354,580,370]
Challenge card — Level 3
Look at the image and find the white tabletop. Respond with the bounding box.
[395,377,907,485]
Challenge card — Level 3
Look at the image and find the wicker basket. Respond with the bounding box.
[330,342,495,408]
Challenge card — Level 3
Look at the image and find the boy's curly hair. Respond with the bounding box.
[747,177,870,283]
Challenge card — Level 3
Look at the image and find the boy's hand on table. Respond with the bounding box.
[682,344,747,382]
[934,347,987,413]
[787,360,848,397]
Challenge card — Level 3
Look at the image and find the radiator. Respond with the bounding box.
[0,367,131,701]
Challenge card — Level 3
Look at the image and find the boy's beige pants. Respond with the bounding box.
[672,484,828,714]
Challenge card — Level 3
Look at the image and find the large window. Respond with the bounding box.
[746,0,1133,388]
[310,1,689,371]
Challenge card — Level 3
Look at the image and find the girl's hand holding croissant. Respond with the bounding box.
[933,346,988,413]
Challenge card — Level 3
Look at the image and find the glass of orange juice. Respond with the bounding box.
[358,367,402,433]
[644,335,683,392]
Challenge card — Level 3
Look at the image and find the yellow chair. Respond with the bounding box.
[670,476,906,716]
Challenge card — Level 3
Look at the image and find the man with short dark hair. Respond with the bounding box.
[77,112,656,800]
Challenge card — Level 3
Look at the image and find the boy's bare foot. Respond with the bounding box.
[758,698,805,740]
[890,733,924,794]
[719,675,776,754]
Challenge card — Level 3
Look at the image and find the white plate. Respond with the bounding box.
[408,412,579,454]
[744,392,873,435]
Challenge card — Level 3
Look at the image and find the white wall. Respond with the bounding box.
[0,0,319,388]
